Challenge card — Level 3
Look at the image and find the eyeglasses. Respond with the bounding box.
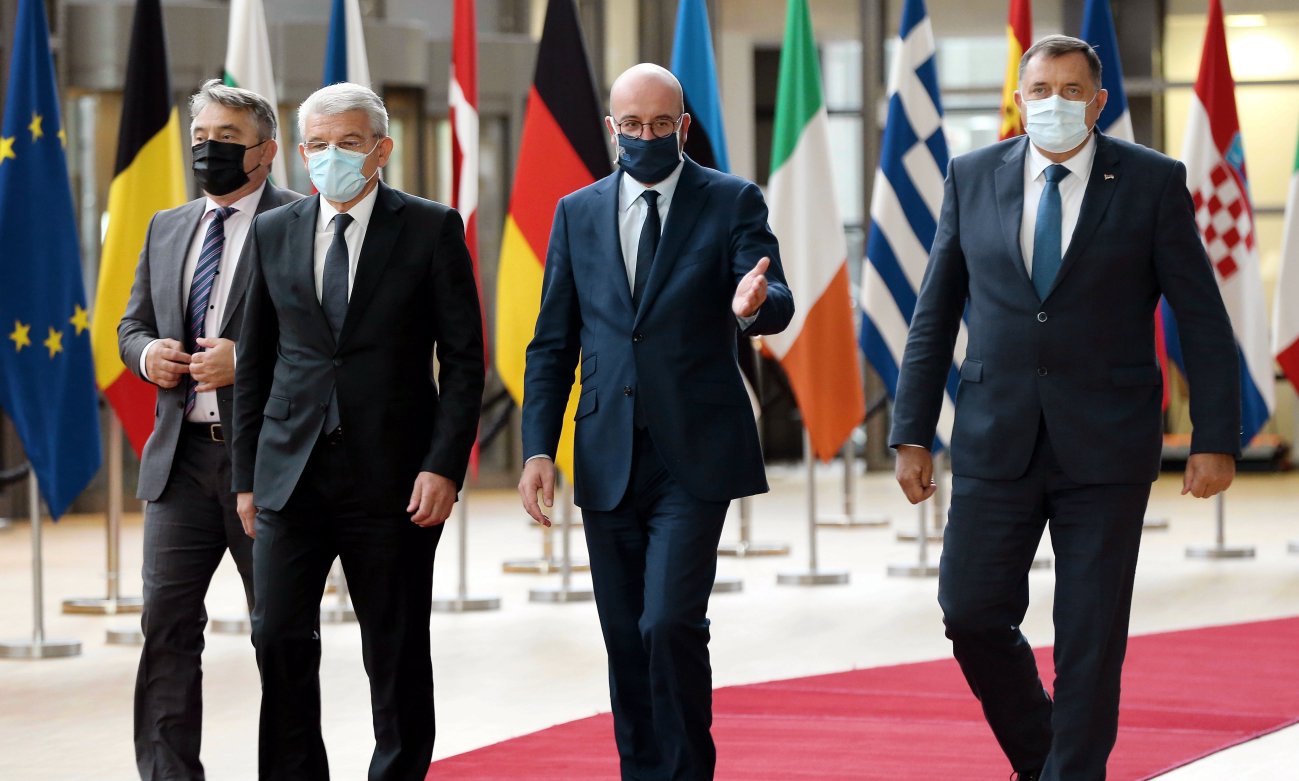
[616,116,682,140]
[302,136,380,156]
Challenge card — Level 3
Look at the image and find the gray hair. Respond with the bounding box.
[189,79,277,141]
[297,82,388,140]
[1019,34,1103,91]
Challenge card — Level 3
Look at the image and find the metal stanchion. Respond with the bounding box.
[432,492,501,612]
[503,497,590,574]
[817,438,889,529]
[63,418,143,615]
[1186,493,1255,559]
[320,562,357,622]
[0,473,82,659]
[717,495,789,557]
[888,451,943,578]
[778,432,849,586]
[529,479,594,603]
[1142,516,1170,531]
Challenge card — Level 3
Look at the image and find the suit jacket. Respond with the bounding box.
[522,157,793,510]
[890,133,1240,484]
[119,184,302,502]
[230,182,484,512]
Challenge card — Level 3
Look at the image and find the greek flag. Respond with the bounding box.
[859,0,964,450]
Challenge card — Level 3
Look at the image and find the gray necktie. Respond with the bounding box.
[321,213,353,433]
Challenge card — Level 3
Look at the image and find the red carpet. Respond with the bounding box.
[428,616,1299,779]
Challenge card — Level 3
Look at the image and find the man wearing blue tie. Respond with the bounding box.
[890,36,1240,781]
[518,63,792,781]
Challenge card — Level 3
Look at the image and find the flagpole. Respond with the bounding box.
[777,430,849,586]
[719,339,789,558]
[62,415,143,616]
[529,475,593,603]
[0,472,82,659]
[1186,492,1255,559]
[816,436,889,529]
[432,489,502,612]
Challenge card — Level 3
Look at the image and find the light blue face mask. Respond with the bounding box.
[307,141,379,202]
[1023,94,1097,154]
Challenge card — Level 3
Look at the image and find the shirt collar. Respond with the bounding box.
[317,182,381,231]
[619,159,685,213]
[1027,132,1097,183]
[204,181,266,219]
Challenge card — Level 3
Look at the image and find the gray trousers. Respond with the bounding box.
[134,430,254,781]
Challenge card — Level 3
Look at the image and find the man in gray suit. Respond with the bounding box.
[890,37,1240,781]
[118,79,300,781]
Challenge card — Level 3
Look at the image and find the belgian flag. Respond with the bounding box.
[494,0,608,479]
[90,0,187,455]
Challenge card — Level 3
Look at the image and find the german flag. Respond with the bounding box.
[998,0,1031,140]
[90,0,187,455]
[494,0,608,480]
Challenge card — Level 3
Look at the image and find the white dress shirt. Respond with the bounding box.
[314,184,380,302]
[617,161,684,292]
[140,182,266,423]
[1019,133,1097,276]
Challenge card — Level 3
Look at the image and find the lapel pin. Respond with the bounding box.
[1104,173,1115,181]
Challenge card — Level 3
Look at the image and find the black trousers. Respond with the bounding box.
[582,428,729,781]
[251,435,442,781]
[938,425,1149,781]
[135,430,255,781]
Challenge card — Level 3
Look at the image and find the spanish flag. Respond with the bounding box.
[998,0,1031,140]
[494,0,608,480]
[90,0,186,455]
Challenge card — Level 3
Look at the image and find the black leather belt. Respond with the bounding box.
[182,422,224,443]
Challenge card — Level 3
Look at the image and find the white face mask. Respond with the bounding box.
[1023,94,1096,154]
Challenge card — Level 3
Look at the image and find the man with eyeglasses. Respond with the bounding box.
[119,79,300,781]
[230,82,484,780]
[519,62,793,781]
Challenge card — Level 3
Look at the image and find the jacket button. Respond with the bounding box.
[623,386,634,396]
[1036,311,1048,322]
[1036,367,1048,377]
[633,333,644,343]
[333,358,343,366]
[319,402,329,410]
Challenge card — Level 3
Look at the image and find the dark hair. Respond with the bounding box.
[189,79,278,141]
[1018,34,1103,90]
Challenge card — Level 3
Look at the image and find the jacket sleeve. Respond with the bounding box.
[230,217,277,494]
[1153,160,1242,456]
[731,181,793,337]
[889,158,969,449]
[117,215,162,381]
[420,208,486,487]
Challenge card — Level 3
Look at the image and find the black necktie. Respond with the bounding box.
[632,190,660,307]
[321,213,354,340]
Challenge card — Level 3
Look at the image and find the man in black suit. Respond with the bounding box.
[519,63,792,780]
[231,82,484,781]
[890,36,1240,781]
[119,79,299,781]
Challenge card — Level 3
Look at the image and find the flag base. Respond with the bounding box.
[886,563,940,578]
[717,541,789,557]
[1143,516,1170,531]
[816,512,889,529]
[431,595,502,613]
[712,576,743,594]
[528,585,594,603]
[502,557,590,574]
[1186,544,1255,559]
[61,596,143,615]
[776,570,849,586]
[895,529,943,543]
[105,627,144,646]
[209,616,251,634]
[0,638,80,659]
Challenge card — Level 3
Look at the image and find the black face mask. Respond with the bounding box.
[616,133,681,184]
[191,138,265,196]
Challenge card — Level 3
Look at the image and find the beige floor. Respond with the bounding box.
[0,465,1296,780]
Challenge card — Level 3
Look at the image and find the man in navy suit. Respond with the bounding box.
[518,63,792,781]
[891,36,1240,781]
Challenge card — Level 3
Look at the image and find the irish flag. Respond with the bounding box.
[1276,124,1299,393]
[90,0,186,456]
[764,0,865,461]
[223,0,288,181]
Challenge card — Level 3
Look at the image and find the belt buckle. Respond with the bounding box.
[208,423,224,443]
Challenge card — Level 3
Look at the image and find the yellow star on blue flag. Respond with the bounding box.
[0,0,102,518]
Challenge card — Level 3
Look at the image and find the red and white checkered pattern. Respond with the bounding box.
[1190,161,1255,281]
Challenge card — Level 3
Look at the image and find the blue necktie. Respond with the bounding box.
[184,206,236,414]
[632,189,660,307]
[321,213,353,434]
[1032,164,1069,301]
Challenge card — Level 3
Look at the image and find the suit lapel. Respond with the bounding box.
[1047,132,1121,298]
[994,138,1034,294]
[219,185,283,335]
[636,158,707,325]
[339,183,403,345]
[596,172,634,316]
[164,200,206,337]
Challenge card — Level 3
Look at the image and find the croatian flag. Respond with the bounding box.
[1167,0,1274,445]
[859,0,963,451]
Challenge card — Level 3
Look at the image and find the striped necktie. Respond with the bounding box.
[185,206,236,414]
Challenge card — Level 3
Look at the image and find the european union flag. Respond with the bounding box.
[0,0,103,518]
